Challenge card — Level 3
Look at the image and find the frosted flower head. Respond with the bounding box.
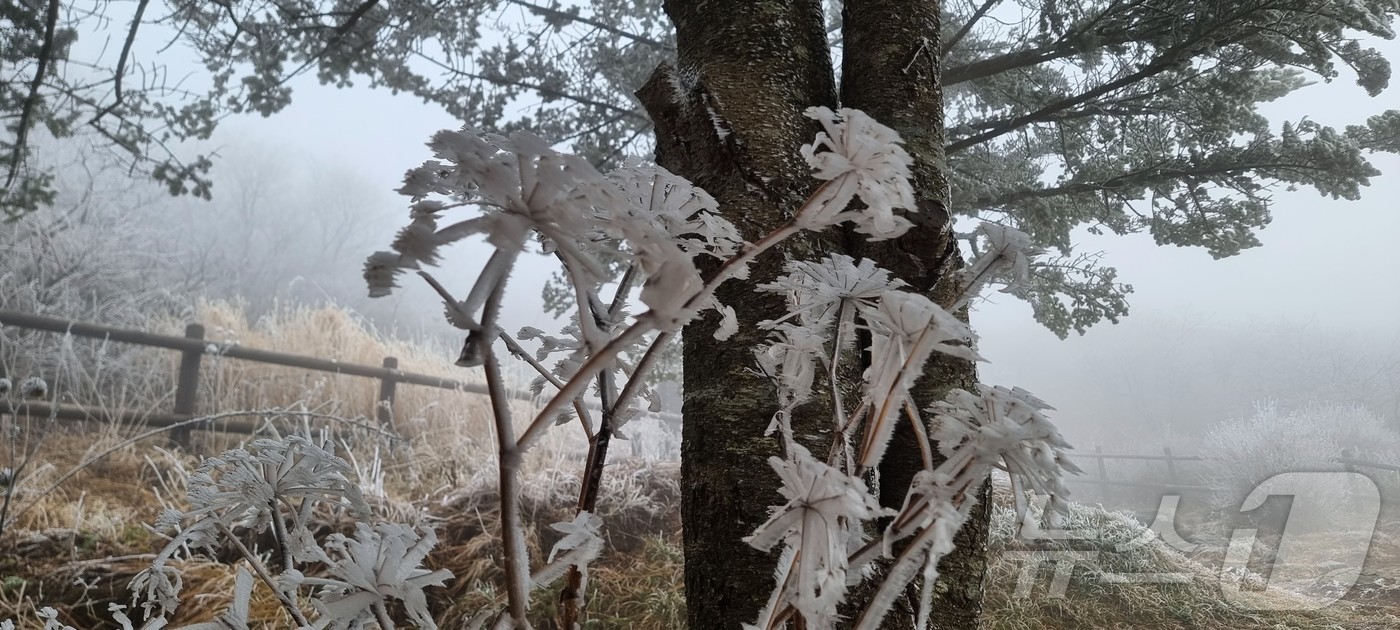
[745,444,890,628]
[928,386,1079,536]
[19,376,47,399]
[753,323,828,408]
[314,522,453,629]
[607,158,741,259]
[798,107,917,239]
[758,254,906,329]
[956,222,1047,309]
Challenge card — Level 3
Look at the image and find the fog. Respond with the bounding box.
[14,24,1400,461]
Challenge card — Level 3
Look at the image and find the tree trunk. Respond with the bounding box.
[639,2,837,628]
[639,1,988,627]
[841,2,991,629]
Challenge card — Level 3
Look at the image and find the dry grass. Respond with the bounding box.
[982,479,1400,630]
[0,300,669,627]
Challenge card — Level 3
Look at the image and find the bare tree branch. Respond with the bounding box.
[4,0,62,193]
[943,0,1002,56]
[948,46,1194,154]
[91,0,153,126]
[504,0,673,51]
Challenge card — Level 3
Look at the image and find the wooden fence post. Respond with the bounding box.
[171,323,205,449]
[378,357,398,430]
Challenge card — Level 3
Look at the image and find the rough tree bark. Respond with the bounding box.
[638,1,988,627]
[841,2,991,628]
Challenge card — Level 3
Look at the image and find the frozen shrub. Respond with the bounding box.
[1199,400,1400,530]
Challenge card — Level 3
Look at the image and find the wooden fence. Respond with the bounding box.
[0,309,677,447]
[1070,445,1400,503]
[1070,446,1212,497]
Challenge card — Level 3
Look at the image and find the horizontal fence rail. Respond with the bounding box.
[1067,445,1400,504]
[0,309,483,392]
[0,309,679,447]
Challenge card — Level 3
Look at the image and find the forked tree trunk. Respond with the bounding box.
[638,1,987,628]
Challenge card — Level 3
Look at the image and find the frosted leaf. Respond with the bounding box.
[184,437,369,523]
[753,324,827,409]
[746,445,889,629]
[607,159,740,259]
[532,511,605,589]
[855,292,979,470]
[174,568,252,630]
[398,159,457,200]
[130,563,183,620]
[956,222,1046,310]
[139,436,371,620]
[714,304,739,341]
[313,522,453,630]
[109,604,168,630]
[0,378,10,397]
[928,386,1079,538]
[363,251,411,298]
[636,254,704,330]
[798,107,917,239]
[154,508,184,531]
[444,299,473,330]
[36,608,75,630]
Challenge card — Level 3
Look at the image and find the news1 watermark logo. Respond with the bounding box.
[1002,472,1381,610]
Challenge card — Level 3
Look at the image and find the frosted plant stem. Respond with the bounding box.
[480,280,531,627]
[825,299,852,461]
[269,498,294,573]
[562,264,638,629]
[608,331,672,427]
[902,400,935,471]
[373,601,395,630]
[521,220,800,451]
[214,521,311,626]
[418,270,596,433]
[518,324,650,450]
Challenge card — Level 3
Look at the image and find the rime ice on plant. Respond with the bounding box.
[954,222,1047,311]
[744,444,889,629]
[736,110,1079,630]
[357,106,1075,629]
[798,106,917,239]
[130,436,450,628]
[18,376,46,399]
[309,523,452,629]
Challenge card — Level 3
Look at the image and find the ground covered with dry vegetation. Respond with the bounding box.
[3,303,1399,628]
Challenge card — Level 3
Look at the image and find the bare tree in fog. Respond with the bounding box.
[162,144,386,314]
